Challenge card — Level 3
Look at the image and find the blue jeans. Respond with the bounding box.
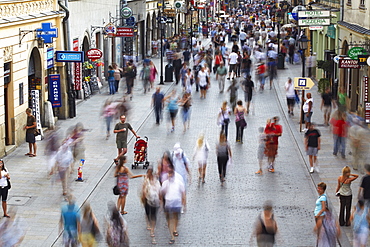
[333,134,346,156]
[108,79,115,94]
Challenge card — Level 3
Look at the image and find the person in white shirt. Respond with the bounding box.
[239,30,247,46]
[284,77,296,116]
[160,165,185,244]
[227,51,239,80]
[0,160,10,218]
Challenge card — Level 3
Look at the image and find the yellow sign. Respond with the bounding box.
[294,77,315,90]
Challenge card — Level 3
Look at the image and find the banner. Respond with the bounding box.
[49,74,62,107]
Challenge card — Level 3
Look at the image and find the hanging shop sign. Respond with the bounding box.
[365,102,370,124]
[86,48,103,60]
[30,90,41,130]
[298,18,330,26]
[74,62,82,90]
[55,51,84,62]
[364,76,369,102]
[121,6,133,19]
[125,16,136,26]
[49,74,62,108]
[294,77,315,90]
[338,59,360,69]
[309,26,323,30]
[358,55,369,65]
[104,23,117,37]
[298,10,330,18]
[348,47,366,60]
[36,23,58,43]
[116,27,134,37]
[47,47,54,69]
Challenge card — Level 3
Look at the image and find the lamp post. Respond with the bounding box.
[159,0,165,85]
[189,6,195,57]
[276,11,285,69]
[298,33,309,132]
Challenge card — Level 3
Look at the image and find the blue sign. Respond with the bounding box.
[126,16,136,26]
[55,51,84,62]
[36,23,58,44]
[49,74,62,108]
[47,47,54,69]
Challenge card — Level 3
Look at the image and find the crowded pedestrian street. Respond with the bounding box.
[1,35,367,246]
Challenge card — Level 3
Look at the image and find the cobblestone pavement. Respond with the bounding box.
[3,38,357,246]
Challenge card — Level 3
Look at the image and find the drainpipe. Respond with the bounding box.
[58,0,76,118]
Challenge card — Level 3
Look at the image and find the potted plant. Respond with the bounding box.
[317,78,330,94]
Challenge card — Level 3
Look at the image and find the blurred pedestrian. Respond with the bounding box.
[349,122,370,172]
[112,63,123,93]
[254,200,278,247]
[321,88,336,126]
[107,65,115,95]
[173,53,182,85]
[172,143,191,190]
[24,108,37,157]
[106,205,129,247]
[264,117,282,173]
[0,160,10,218]
[54,142,74,196]
[316,207,340,247]
[216,132,232,186]
[305,123,321,173]
[314,182,327,236]
[284,77,295,116]
[267,58,276,90]
[152,87,164,125]
[44,130,60,175]
[330,111,348,159]
[140,63,150,94]
[180,63,188,90]
[80,202,100,247]
[193,134,210,183]
[179,92,192,132]
[113,115,140,163]
[164,89,180,132]
[256,127,267,175]
[216,62,227,93]
[257,62,266,91]
[358,164,370,208]
[335,166,358,226]
[184,68,193,94]
[157,150,173,184]
[124,62,136,97]
[60,195,80,247]
[241,74,254,114]
[227,78,239,111]
[160,164,186,244]
[149,61,157,89]
[68,123,86,174]
[114,156,143,215]
[350,200,370,247]
[303,93,313,130]
[218,101,231,140]
[197,66,210,99]
[140,167,160,244]
[234,100,247,143]
[102,99,118,139]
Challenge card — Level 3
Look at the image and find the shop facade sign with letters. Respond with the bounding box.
[338,59,361,69]
[365,102,370,124]
[348,47,366,60]
[47,47,54,69]
[49,74,62,108]
[73,39,82,90]
[364,76,369,102]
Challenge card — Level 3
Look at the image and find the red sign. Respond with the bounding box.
[116,27,134,37]
[339,59,360,69]
[73,38,79,51]
[365,102,370,124]
[364,76,369,102]
[74,62,81,90]
[86,48,103,60]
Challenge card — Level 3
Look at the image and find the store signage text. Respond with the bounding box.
[348,47,366,60]
[338,59,360,69]
[36,23,58,43]
[298,18,330,26]
[116,27,134,37]
[47,47,54,69]
[86,48,103,59]
[364,76,369,102]
[49,74,62,108]
[365,102,370,124]
[298,10,330,18]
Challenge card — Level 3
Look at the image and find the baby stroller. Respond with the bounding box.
[132,136,150,169]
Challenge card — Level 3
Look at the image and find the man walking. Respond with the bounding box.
[321,87,335,126]
[60,195,80,247]
[113,115,140,163]
[227,49,238,80]
[216,62,227,93]
[305,123,321,173]
[285,77,295,116]
[24,108,37,157]
[241,75,254,113]
[152,87,164,125]
[303,93,313,131]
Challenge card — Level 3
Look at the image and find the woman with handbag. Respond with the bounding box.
[218,101,231,140]
[0,159,10,218]
[234,100,247,144]
[114,156,143,215]
[335,166,358,226]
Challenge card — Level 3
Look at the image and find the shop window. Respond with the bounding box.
[360,0,365,7]
[347,0,351,5]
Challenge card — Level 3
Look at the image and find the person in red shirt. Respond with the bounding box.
[264,117,282,173]
[330,111,348,159]
[257,62,266,91]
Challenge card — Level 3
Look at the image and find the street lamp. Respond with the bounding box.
[298,33,310,132]
[276,11,285,69]
[159,0,165,85]
[189,6,195,57]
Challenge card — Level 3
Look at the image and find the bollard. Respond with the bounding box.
[76,159,85,182]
